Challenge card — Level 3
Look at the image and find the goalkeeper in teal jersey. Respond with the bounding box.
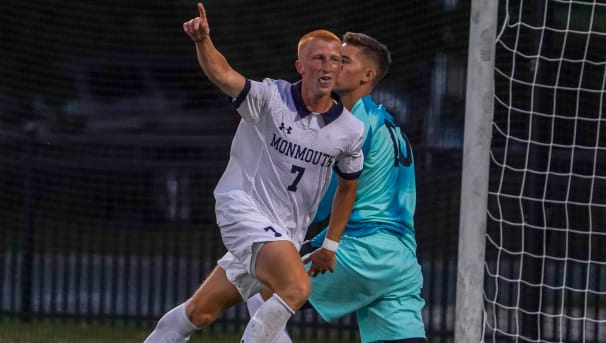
[306,32,426,343]
[247,32,426,343]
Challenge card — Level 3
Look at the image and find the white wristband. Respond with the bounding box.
[321,238,339,252]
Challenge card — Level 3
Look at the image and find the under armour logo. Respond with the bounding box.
[279,122,292,134]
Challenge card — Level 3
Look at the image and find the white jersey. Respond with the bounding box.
[214,78,364,247]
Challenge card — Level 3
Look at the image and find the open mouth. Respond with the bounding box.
[319,75,332,87]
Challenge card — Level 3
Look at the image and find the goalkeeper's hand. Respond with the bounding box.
[302,245,336,277]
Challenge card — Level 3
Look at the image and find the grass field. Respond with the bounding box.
[0,318,356,343]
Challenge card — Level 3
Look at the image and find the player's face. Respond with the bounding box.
[297,39,342,97]
[335,43,369,93]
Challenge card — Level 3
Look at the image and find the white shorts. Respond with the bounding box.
[218,251,266,300]
[217,212,292,273]
[215,192,297,299]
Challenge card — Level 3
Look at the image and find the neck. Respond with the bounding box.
[340,87,371,111]
[306,98,333,113]
[301,88,334,113]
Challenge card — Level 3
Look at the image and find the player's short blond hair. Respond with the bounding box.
[297,29,341,59]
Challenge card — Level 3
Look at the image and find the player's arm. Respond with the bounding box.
[183,3,245,98]
[304,176,357,276]
[325,177,357,244]
[311,172,337,224]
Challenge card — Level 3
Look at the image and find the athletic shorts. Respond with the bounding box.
[217,250,266,300]
[306,229,426,343]
[215,193,295,300]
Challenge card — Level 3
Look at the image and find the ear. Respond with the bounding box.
[362,68,377,84]
[295,60,303,74]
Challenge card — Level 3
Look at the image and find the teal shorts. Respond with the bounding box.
[306,230,426,343]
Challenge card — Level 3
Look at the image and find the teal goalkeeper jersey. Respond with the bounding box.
[312,95,417,251]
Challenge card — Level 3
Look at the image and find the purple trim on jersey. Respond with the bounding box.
[232,79,252,108]
[334,165,362,180]
[291,81,343,125]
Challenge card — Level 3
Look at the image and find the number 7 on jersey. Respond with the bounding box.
[287,165,305,192]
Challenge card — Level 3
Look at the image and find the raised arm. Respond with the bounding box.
[183,3,246,98]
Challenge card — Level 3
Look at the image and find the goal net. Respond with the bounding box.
[485,0,606,341]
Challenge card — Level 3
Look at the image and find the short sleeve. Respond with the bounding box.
[233,79,276,123]
[334,131,364,180]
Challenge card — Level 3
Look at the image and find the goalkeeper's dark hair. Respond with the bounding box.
[343,32,391,84]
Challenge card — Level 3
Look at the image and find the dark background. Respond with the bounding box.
[0,1,470,339]
[2,1,605,342]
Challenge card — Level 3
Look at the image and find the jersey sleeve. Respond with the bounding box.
[333,127,364,180]
[233,79,275,123]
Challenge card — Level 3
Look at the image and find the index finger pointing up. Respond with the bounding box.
[197,2,206,19]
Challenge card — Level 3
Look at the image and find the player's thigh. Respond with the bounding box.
[307,250,372,321]
[254,240,310,306]
[308,232,406,321]
[187,266,243,321]
[357,292,426,342]
[359,238,426,342]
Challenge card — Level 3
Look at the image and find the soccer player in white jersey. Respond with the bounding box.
[143,3,364,343]
[248,32,427,343]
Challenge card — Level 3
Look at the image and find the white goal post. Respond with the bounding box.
[455,0,498,342]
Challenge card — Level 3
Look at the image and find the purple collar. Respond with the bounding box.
[291,81,343,125]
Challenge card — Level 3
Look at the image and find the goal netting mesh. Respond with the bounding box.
[486,0,606,341]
